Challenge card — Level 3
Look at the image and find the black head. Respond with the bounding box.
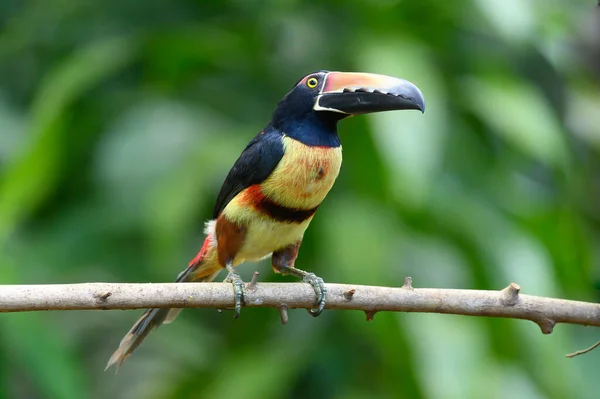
[270,70,425,147]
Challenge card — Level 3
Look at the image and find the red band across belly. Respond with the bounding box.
[243,185,319,223]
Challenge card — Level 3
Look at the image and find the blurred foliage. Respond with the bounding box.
[1,0,599,398]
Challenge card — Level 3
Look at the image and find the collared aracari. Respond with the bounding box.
[107,71,425,369]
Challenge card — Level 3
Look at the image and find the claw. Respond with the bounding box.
[303,273,327,317]
[224,269,246,319]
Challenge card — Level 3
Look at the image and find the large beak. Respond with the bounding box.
[314,72,425,115]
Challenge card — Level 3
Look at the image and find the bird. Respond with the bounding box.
[106,70,425,370]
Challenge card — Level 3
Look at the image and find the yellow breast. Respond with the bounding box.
[260,136,343,209]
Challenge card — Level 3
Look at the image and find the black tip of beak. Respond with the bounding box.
[391,80,425,113]
[407,96,425,113]
[417,98,425,113]
[414,94,425,113]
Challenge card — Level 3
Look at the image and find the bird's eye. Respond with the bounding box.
[306,77,319,88]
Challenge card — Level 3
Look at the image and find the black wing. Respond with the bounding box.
[212,129,285,218]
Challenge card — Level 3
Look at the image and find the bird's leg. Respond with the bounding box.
[272,242,327,317]
[215,217,248,318]
[223,262,246,318]
[283,268,327,317]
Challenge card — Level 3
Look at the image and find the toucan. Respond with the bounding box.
[107,70,425,369]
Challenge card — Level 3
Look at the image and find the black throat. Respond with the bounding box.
[270,109,342,147]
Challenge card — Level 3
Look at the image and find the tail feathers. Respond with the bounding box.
[105,307,170,371]
[163,308,183,325]
[106,234,220,371]
[164,270,220,324]
[167,232,217,286]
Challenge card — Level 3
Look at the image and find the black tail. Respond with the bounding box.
[105,308,171,371]
[105,268,220,371]
[106,236,221,371]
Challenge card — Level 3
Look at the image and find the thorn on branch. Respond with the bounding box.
[566,339,600,358]
[537,318,556,334]
[365,310,377,321]
[344,289,356,301]
[279,304,289,325]
[402,277,413,290]
[500,283,520,306]
[248,271,260,289]
[95,291,112,303]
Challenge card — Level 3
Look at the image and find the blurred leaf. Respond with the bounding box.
[357,38,448,209]
[464,75,569,168]
[474,0,536,42]
[0,36,136,242]
[567,88,600,151]
[2,311,88,398]
[0,94,27,165]
[200,325,317,399]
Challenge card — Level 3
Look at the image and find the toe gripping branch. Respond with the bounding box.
[302,272,327,317]
[224,263,246,319]
[271,244,328,317]
[275,266,328,317]
[223,265,327,319]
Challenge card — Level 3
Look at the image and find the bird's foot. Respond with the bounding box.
[302,272,327,317]
[271,260,328,317]
[223,266,246,319]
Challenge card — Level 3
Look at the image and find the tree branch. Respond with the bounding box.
[4,279,600,355]
[5,279,600,357]
[1,280,599,333]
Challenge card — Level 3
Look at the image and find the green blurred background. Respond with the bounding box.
[1,1,599,398]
